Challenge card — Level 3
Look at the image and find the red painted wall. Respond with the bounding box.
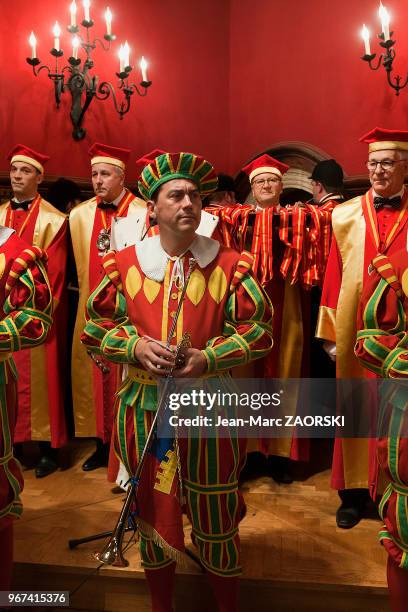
[0,0,230,181]
[229,0,408,176]
[1,0,408,181]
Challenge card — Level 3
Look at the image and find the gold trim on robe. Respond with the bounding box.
[30,343,50,440]
[331,196,378,490]
[331,196,367,379]
[316,306,337,342]
[69,198,98,438]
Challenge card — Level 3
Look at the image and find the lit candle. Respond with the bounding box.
[29,31,37,59]
[123,41,130,68]
[53,21,61,51]
[118,44,125,73]
[361,24,371,55]
[83,0,91,22]
[72,35,80,59]
[140,56,148,82]
[379,2,390,41]
[70,1,77,27]
[105,7,112,36]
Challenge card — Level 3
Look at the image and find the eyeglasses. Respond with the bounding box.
[252,177,281,187]
[366,159,405,172]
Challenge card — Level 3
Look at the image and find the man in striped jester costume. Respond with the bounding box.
[81,151,273,612]
[355,249,408,612]
[0,227,53,588]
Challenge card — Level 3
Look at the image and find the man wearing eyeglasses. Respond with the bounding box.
[245,156,287,211]
[317,127,408,529]
[236,155,309,484]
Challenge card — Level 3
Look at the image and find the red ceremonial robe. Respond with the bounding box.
[0,196,68,447]
[69,190,146,441]
[317,188,408,494]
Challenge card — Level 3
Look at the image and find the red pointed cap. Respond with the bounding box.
[242,154,289,182]
[135,148,167,179]
[8,144,50,174]
[88,142,131,170]
[359,127,408,153]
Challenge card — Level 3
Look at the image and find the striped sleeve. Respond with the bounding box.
[202,253,273,374]
[0,247,52,352]
[81,253,141,364]
[354,254,408,378]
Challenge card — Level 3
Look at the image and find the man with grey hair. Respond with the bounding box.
[317,127,408,529]
[70,143,145,471]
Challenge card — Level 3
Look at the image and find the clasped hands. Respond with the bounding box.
[134,336,207,378]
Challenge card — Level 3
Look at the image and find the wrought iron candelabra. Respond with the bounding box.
[360,3,408,96]
[27,4,152,140]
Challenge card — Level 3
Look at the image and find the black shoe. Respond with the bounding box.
[35,455,58,478]
[268,456,293,484]
[239,452,267,481]
[82,447,108,471]
[336,501,363,529]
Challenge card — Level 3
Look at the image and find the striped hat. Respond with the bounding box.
[138,152,218,200]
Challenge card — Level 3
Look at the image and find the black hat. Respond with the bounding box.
[216,173,235,192]
[310,159,343,188]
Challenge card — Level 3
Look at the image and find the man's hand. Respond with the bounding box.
[173,348,207,378]
[134,337,176,376]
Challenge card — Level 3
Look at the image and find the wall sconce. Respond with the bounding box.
[27,1,152,140]
[360,2,407,96]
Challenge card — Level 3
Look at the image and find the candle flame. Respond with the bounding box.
[361,24,370,41]
[72,35,80,48]
[379,2,390,25]
[118,44,125,59]
[29,31,37,46]
[140,56,148,70]
[70,0,77,14]
[83,0,90,9]
[105,7,112,22]
[123,40,130,54]
[53,21,61,37]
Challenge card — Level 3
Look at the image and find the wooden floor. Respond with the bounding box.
[12,440,390,612]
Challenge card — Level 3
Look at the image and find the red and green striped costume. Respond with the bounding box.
[0,230,52,588]
[81,234,273,577]
[355,250,408,568]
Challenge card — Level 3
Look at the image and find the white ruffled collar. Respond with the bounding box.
[135,234,220,282]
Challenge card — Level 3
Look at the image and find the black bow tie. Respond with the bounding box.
[11,199,33,211]
[98,202,117,211]
[373,196,402,210]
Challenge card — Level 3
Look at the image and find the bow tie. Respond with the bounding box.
[373,196,402,210]
[98,202,117,211]
[11,199,33,211]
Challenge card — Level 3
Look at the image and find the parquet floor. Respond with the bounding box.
[12,440,389,611]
